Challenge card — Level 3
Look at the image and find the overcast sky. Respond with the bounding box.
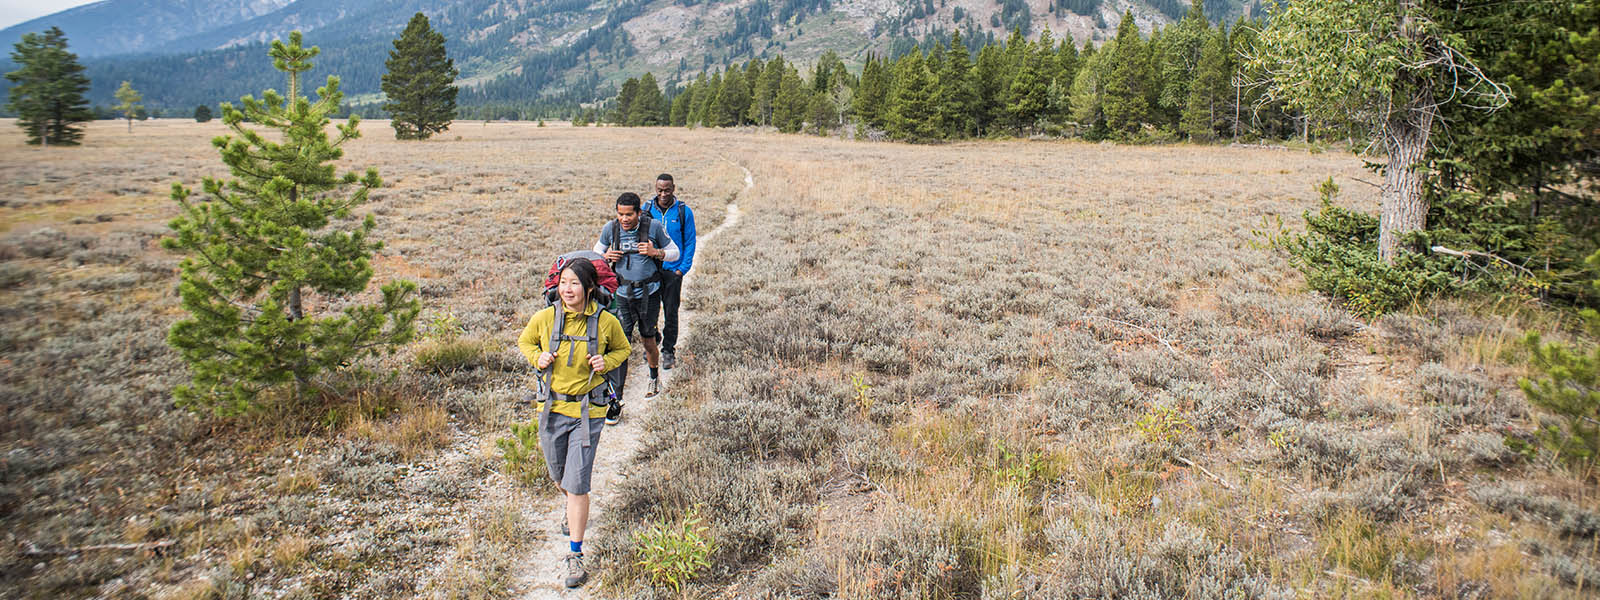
[0,0,100,30]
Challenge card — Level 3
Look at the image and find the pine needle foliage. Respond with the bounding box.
[163,32,421,416]
[382,13,459,140]
[1519,252,1600,476]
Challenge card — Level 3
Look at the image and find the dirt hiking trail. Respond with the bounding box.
[507,160,751,598]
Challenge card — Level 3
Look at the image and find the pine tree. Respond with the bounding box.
[1157,1,1209,129]
[194,104,214,123]
[694,71,721,126]
[1050,39,1080,121]
[381,13,459,140]
[163,32,421,415]
[114,81,143,133]
[935,33,978,138]
[4,26,92,146]
[1005,39,1050,133]
[749,57,783,125]
[852,54,891,129]
[972,44,1008,136]
[887,52,940,142]
[1069,43,1109,136]
[773,64,808,133]
[1518,251,1600,473]
[611,77,639,125]
[629,72,664,125]
[1103,11,1154,138]
[669,84,694,126]
[1180,26,1230,142]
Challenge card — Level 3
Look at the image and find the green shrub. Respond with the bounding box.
[1517,257,1600,476]
[496,422,548,490]
[634,507,715,593]
[1265,178,1452,318]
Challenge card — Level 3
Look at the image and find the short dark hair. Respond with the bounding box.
[561,257,600,303]
[616,192,641,211]
[656,173,673,183]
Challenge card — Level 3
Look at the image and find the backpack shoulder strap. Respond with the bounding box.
[547,302,565,371]
[605,219,619,251]
[676,203,688,250]
[587,309,601,356]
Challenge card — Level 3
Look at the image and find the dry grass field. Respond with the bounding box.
[1,119,1593,599]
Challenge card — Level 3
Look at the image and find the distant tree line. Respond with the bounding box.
[610,6,1291,144]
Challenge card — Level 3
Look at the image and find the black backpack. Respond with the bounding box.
[605,214,666,288]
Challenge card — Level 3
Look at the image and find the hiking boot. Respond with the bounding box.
[562,552,587,588]
[604,401,622,426]
[662,351,676,370]
[646,378,661,398]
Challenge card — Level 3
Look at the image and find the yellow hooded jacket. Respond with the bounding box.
[516,300,631,418]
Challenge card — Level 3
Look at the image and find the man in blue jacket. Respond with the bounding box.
[645,173,696,370]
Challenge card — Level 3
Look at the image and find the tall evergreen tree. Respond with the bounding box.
[4,27,92,146]
[773,64,808,133]
[1158,1,1209,129]
[611,77,639,125]
[381,13,458,140]
[853,54,892,129]
[935,32,979,138]
[887,52,940,142]
[629,72,664,125]
[694,71,722,126]
[1103,11,1154,138]
[749,57,782,125]
[113,80,143,133]
[972,44,1008,135]
[163,32,420,414]
[669,82,695,126]
[1005,38,1050,132]
[714,67,750,126]
[1069,42,1110,136]
[1181,26,1231,141]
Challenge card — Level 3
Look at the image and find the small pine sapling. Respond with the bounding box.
[163,32,420,415]
[1517,250,1600,477]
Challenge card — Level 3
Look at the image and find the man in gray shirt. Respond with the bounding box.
[594,192,679,422]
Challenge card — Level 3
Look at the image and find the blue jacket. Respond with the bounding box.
[646,196,696,274]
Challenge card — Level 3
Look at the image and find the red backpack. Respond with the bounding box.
[542,250,619,306]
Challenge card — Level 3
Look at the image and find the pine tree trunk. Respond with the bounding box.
[289,286,303,321]
[1378,107,1433,263]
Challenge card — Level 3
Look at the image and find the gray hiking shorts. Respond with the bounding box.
[539,411,605,495]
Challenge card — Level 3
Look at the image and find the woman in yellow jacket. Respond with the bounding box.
[516,257,629,588]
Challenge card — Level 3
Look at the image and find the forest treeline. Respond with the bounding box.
[600,5,1289,143]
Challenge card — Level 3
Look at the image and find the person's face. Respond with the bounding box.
[558,268,586,308]
[654,180,675,204]
[616,203,640,230]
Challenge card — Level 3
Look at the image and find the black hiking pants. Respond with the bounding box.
[656,271,682,355]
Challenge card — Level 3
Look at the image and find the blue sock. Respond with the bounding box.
[570,540,583,554]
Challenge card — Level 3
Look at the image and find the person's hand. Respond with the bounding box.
[588,355,606,371]
[603,248,623,262]
[536,352,554,369]
[674,269,683,276]
[637,239,654,257]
